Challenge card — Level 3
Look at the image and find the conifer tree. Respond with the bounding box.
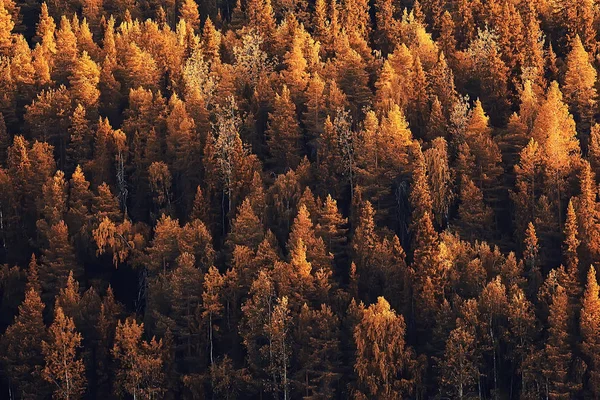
[317,194,348,261]
[42,306,86,400]
[266,86,303,171]
[581,266,600,395]
[0,0,14,55]
[531,82,580,227]
[576,161,600,265]
[542,285,572,398]
[52,16,77,86]
[40,220,78,303]
[523,222,542,298]
[563,35,597,127]
[563,199,580,294]
[457,176,493,241]
[589,124,600,178]
[0,288,47,399]
[227,198,263,252]
[69,51,100,110]
[179,0,200,31]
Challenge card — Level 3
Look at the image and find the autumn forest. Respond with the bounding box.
[0,0,599,398]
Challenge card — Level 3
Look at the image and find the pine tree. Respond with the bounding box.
[179,0,200,31]
[40,220,79,303]
[268,296,291,399]
[563,35,597,128]
[0,288,47,399]
[374,0,397,53]
[35,3,56,58]
[67,165,92,236]
[289,204,331,273]
[266,86,303,171]
[457,176,493,241]
[532,82,580,228]
[69,51,100,110]
[317,194,348,261]
[67,105,92,172]
[563,199,580,296]
[52,16,77,86]
[424,138,453,227]
[42,306,86,400]
[542,285,572,398]
[581,266,600,396]
[576,161,600,265]
[523,222,542,298]
[282,34,309,103]
[589,124,600,178]
[227,198,263,252]
[0,0,14,55]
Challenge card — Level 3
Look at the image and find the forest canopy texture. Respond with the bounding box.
[1,0,600,398]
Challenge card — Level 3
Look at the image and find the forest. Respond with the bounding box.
[0,0,599,398]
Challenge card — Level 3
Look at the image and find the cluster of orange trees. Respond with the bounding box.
[1,0,600,398]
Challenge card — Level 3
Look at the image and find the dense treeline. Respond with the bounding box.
[0,0,600,398]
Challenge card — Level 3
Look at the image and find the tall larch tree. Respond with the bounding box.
[42,306,86,400]
[563,199,580,297]
[563,35,597,129]
[266,86,303,171]
[52,16,77,86]
[0,288,47,399]
[576,161,600,266]
[543,285,572,399]
[531,82,580,228]
[581,265,600,396]
[69,51,100,111]
[179,0,200,32]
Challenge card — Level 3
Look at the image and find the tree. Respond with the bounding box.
[40,221,79,303]
[1,288,47,399]
[179,0,200,31]
[563,35,597,127]
[69,51,100,110]
[240,270,276,392]
[354,297,416,398]
[317,194,348,261]
[266,86,303,171]
[531,82,580,228]
[0,0,14,55]
[112,318,165,399]
[563,199,581,298]
[289,204,331,274]
[52,16,77,86]
[523,222,542,298]
[581,266,600,396]
[456,176,493,241]
[440,323,479,400]
[424,138,453,227]
[543,285,572,399]
[268,296,291,399]
[42,306,86,400]
[202,265,224,366]
[576,161,600,265]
